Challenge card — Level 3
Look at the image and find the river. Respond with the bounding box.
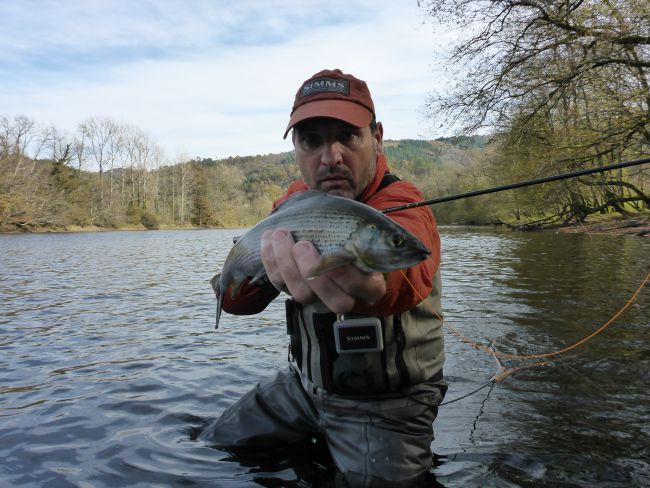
[0,228,648,487]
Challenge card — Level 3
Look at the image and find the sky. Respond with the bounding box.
[0,0,457,161]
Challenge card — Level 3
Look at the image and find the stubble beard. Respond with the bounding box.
[315,154,377,200]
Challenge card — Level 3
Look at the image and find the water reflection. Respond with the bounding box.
[0,228,648,487]
[436,227,649,487]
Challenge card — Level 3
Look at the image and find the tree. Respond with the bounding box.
[78,116,121,210]
[190,163,219,227]
[0,115,65,230]
[420,0,650,223]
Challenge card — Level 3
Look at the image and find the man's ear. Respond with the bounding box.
[373,122,384,153]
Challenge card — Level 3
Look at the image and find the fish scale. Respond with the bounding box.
[235,207,359,257]
[210,191,431,328]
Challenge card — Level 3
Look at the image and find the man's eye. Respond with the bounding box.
[338,130,354,143]
[301,134,322,148]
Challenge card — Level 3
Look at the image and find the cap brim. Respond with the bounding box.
[283,100,374,139]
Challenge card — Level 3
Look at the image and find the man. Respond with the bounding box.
[200,69,446,486]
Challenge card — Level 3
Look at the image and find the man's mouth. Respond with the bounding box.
[319,176,349,188]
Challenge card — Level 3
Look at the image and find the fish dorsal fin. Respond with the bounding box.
[271,190,323,214]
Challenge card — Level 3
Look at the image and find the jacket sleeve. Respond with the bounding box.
[351,181,441,317]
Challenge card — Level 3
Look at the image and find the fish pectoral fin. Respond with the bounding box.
[307,251,356,278]
[249,268,268,286]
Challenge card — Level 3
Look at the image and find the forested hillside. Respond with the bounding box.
[0,115,493,232]
[0,114,647,233]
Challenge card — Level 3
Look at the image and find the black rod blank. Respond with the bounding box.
[381,156,650,214]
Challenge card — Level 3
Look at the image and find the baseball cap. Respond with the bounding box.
[283,69,375,139]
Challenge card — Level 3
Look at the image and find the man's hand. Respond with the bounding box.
[260,228,386,314]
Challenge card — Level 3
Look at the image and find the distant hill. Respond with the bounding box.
[383,139,444,164]
[194,135,489,187]
[383,135,488,178]
[0,133,491,232]
[186,135,490,224]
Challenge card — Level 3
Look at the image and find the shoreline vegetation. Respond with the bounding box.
[2,116,648,236]
[555,213,650,237]
[5,211,648,237]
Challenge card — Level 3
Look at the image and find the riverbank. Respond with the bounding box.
[2,213,648,236]
[0,222,224,234]
[555,213,650,237]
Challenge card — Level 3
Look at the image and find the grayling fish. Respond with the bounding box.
[210,191,431,328]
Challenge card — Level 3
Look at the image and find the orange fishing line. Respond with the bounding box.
[401,268,649,360]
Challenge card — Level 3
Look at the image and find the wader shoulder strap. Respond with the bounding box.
[378,171,400,191]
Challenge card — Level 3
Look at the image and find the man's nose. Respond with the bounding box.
[320,140,343,167]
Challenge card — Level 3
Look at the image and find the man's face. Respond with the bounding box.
[292,117,383,199]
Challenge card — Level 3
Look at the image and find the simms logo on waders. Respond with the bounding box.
[300,78,350,98]
[334,317,384,354]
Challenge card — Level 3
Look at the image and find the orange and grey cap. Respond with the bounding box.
[283,69,375,139]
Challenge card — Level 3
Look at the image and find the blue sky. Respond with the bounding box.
[1,0,456,160]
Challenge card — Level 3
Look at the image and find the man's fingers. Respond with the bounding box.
[270,232,316,303]
[335,268,386,304]
[261,230,385,311]
[292,242,355,314]
[318,265,386,307]
[260,229,283,286]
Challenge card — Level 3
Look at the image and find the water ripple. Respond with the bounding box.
[0,228,648,487]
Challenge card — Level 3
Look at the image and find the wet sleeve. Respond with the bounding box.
[351,182,440,316]
[219,187,298,316]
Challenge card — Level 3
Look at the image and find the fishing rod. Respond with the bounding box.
[381,156,650,214]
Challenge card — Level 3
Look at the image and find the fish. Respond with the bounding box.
[210,190,431,328]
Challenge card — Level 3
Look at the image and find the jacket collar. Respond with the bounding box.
[357,153,389,203]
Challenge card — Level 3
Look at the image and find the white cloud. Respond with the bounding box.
[0,1,456,160]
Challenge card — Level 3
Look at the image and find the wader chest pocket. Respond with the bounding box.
[334,317,383,354]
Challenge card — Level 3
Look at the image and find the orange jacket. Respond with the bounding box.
[222,153,441,317]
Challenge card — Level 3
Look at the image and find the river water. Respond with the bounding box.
[0,227,648,487]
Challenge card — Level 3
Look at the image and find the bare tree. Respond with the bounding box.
[78,116,121,206]
[420,0,650,221]
[42,125,74,166]
[72,131,88,176]
[0,115,68,229]
[0,115,40,175]
[178,160,192,224]
[421,0,649,135]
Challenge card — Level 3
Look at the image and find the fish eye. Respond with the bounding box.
[391,233,405,247]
